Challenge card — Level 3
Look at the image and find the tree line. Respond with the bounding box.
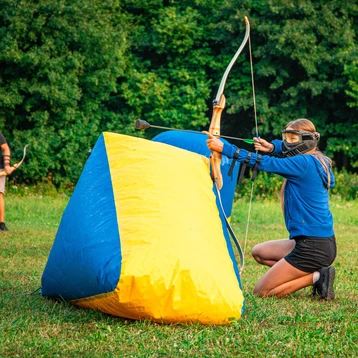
[0,0,357,188]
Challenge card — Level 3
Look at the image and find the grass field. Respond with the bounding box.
[0,191,357,357]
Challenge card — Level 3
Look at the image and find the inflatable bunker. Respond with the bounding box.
[41,132,244,324]
[152,130,239,220]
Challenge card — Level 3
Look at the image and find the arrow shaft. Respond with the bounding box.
[148,124,252,143]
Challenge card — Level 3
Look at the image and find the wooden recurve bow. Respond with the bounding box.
[208,16,250,190]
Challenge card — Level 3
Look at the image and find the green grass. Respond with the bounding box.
[0,192,357,357]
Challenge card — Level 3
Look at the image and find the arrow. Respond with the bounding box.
[135,119,254,144]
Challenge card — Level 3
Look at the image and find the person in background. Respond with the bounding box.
[0,132,12,231]
[204,118,336,300]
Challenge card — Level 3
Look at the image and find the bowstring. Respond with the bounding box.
[241,31,259,272]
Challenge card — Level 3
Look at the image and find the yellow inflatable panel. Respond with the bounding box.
[73,132,244,324]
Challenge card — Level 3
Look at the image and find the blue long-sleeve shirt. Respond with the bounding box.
[222,139,335,238]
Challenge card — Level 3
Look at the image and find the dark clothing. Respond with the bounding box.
[285,235,336,272]
[0,133,7,170]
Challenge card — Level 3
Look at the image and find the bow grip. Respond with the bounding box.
[209,94,226,189]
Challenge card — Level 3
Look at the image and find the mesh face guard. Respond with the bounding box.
[281,129,320,157]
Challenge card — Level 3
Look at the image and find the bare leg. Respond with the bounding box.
[253,258,313,298]
[252,239,295,267]
[0,193,4,222]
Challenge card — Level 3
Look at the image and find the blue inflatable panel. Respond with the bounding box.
[41,134,121,300]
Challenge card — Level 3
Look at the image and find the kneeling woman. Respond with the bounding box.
[205,118,336,300]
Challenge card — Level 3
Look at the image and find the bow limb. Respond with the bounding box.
[0,144,29,177]
[213,17,250,105]
[208,16,250,190]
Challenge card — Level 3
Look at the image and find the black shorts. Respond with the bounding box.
[284,235,336,273]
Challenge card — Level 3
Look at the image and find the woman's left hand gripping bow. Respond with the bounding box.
[203,131,224,153]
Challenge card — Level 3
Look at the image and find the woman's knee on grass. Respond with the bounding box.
[252,259,315,298]
[253,284,270,297]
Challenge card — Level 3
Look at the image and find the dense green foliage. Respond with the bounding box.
[0,0,128,186]
[0,0,357,187]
